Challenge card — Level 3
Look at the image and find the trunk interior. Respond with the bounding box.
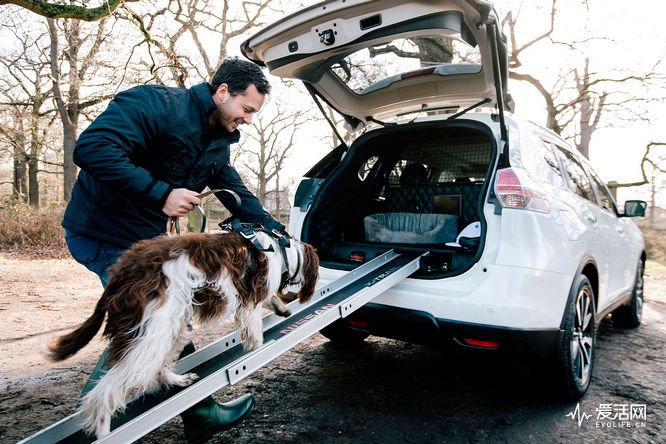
[301,121,496,278]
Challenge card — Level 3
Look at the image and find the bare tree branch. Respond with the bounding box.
[0,0,138,21]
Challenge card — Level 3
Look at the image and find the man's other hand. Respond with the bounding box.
[162,188,201,217]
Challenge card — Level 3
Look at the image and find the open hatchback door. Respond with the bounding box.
[241,0,511,131]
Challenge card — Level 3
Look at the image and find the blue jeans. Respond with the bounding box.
[64,230,125,287]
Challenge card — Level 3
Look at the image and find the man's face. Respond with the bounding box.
[211,83,265,132]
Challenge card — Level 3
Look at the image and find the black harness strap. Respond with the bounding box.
[219,218,297,291]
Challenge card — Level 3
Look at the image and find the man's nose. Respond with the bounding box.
[243,114,253,124]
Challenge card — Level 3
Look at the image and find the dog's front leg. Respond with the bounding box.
[235,303,264,351]
[265,293,292,317]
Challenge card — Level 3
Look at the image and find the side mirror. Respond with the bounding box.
[623,200,647,217]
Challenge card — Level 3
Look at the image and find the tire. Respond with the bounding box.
[554,274,596,401]
[612,260,644,328]
[320,320,369,347]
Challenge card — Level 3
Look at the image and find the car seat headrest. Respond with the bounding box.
[400,163,428,185]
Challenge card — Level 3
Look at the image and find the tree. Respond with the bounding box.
[0,14,55,204]
[501,0,665,159]
[239,93,312,220]
[0,0,136,21]
[498,0,666,216]
[47,15,116,201]
[608,141,666,221]
[2,0,317,207]
[118,0,280,87]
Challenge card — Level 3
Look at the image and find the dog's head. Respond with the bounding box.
[285,239,319,303]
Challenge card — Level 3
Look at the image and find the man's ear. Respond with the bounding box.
[215,83,229,100]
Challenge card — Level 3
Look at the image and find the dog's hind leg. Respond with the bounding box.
[78,365,136,438]
[158,322,199,388]
[80,285,199,437]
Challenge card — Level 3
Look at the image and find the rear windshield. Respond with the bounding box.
[330,33,481,94]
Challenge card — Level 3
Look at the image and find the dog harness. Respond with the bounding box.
[219,218,301,292]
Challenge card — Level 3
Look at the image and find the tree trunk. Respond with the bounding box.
[28,147,39,206]
[48,18,81,202]
[275,172,281,222]
[650,173,656,228]
[577,97,592,159]
[62,123,77,201]
[13,141,28,203]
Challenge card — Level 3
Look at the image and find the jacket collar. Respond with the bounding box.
[191,82,241,144]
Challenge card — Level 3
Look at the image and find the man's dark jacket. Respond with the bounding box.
[62,82,283,248]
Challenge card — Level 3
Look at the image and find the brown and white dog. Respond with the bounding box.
[45,230,318,438]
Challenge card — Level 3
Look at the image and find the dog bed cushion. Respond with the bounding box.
[364,213,458,244]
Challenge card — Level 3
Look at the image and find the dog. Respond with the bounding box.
[45,230,318,438]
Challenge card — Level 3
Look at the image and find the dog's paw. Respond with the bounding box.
[175,372,200,387]
[242,337,263,352]
[267,294,292,317]
[276,307,291,317]
[162,369,199,387]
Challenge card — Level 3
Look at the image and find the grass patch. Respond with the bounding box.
[0,203,68,258]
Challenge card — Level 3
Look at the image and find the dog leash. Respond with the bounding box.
[167,188,241,237]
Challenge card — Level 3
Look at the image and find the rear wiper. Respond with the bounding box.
[447,98,492,120]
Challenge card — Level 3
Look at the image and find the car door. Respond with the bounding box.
[555,146,614,309]
[583,163,634,301]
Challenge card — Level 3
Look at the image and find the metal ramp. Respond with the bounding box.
[20,249,425,444]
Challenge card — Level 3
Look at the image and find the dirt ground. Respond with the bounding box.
[0,256,664,444]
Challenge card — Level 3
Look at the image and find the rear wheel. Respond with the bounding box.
[320,320,369,347]
[612,260,644,328]
[554,274,596,400]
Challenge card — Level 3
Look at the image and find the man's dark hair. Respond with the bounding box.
[210,57,271,96]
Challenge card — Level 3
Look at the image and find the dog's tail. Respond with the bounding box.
[297,243,319,304]
[44,283,115,362]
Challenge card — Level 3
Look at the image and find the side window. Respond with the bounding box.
[539,140,566,188]
[557,147,595,202]
[388,160,408,185]
[358,156,379,181]
[587,168,618,214]
[388,161,430,186]
[517,132,566,188]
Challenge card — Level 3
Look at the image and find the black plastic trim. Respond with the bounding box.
[344,303,563,356]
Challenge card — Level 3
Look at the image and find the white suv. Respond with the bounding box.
[242,0,647,399]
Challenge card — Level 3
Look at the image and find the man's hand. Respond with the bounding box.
[162,188,201,217]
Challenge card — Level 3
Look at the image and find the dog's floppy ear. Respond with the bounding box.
[296,243,319,303]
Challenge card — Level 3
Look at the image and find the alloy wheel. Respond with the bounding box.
[570,285,594,387]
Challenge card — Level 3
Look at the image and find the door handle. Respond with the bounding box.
[616,226,624,234]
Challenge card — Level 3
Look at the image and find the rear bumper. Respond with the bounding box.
[343,303,564,357]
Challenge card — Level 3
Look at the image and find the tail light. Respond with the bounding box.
[460,338,500,349]
[494,167,551,213]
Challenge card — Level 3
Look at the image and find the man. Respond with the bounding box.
[62,57,283,443]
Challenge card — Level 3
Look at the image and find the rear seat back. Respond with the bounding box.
[385,181,484,229]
